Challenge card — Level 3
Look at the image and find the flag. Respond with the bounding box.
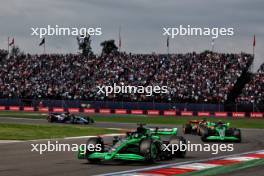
[9,38,14,46]
[253,34,256,47]
[39,38,45,46]
[118,27,121,48]
[166,36,169,47]
[211,38,215,46]
[211,38,215,52]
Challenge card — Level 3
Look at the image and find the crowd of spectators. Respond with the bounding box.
[236,63,264,104]
[0,50,253,103]
[153,52,252,103]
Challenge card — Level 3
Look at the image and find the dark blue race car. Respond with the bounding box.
[47,113,94,124]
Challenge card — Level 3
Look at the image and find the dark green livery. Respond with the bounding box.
[200,122,241,142]
[78,124,186,163]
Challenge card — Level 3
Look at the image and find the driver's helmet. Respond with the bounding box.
[201,118,207,123]
[136,124,147,134]
[199,118,207,126]
[216,120,224,126]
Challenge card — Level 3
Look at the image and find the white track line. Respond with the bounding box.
[98,149,264,176]
[224,156,257,161]
[0,117,45,121]
[0,133,125,143]
[0,140,23,144]
[65,133,125,139]
[172,163,220,170]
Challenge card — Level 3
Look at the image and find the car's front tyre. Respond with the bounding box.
[140,138,159,163]
[183,124,192,134]
[200,128,209,142]
[86,137,104,163]
[168,136,187,158]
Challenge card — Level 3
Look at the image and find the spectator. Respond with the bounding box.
[236,63,264,104]
[0,50,253,103]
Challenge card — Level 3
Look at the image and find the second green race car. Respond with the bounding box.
[200,121,241,143]
[78,124,187,163]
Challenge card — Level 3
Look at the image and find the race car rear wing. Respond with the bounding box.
[149,127,178,135]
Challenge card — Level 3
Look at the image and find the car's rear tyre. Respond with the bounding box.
[85,117,94,124]
[233,129,241,143]
[169,136,187,158]
[200,128,209,142]
[226,128,241,143]
[86,137,104,163]
[197,127,201,135]
[47,116,55,123]
[183,124,192,134]
[197,125,204,136]
[90,118,95,123]
[140,138,159,163]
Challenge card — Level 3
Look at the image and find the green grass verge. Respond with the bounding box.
[93,115,264,129]
[0,111,47,119]
[179,158,264,176]
[0,111,264,129]
[0,123,120,140]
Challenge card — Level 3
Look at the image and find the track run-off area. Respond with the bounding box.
[0,113,264,176]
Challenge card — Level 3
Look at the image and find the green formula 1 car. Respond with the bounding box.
[78,124,187,163]
[200,121,241,142]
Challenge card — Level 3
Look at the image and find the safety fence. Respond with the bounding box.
[0,105,263,118]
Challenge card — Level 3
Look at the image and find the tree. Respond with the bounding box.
[0,49,8,61]
[10,46,21,57]
[77,34,93,57]
[100,40,118,55]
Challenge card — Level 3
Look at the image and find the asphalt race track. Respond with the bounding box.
[0,117,264,176]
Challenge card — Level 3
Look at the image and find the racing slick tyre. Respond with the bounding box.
[140,138,159,163]
[90,118,95,123]
[200,128,209,142]
[233,129,242,143]
[85,117,94,124]
[168,136,187,158]
[197,127,201,136]
[47,115,55,123]
[183,124,192,134]
[86,137,104,163]
[47,117,52,123]
[71,117,77,124]
[197,126,204,136]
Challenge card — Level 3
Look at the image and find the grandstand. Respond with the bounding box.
[0,49,263,112]
[237,63,264,104]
